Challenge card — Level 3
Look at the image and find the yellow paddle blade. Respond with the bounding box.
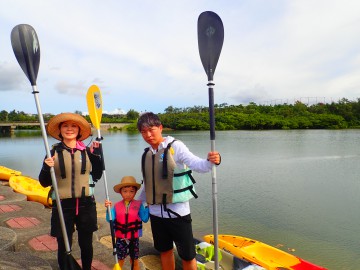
[86,85,103,129]
[113,263,121,270]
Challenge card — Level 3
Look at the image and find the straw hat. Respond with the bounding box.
[113,176,141,193]
[46,113,91,141]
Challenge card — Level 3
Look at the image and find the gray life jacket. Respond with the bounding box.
[51,143,94,199]
[141,140,198,206]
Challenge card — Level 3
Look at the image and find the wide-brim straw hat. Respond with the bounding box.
[46,113,91,141]
[113,176,141,193]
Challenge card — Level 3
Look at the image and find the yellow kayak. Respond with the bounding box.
[9,175,52,207]
[204,234,327,270]
[195,238,262,270]
[0,165,21,180]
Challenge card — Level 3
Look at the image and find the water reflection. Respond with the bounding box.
[0,129,42,138]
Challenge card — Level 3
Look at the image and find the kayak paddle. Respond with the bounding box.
[197,11,224,270]
[86,85,121,270]
[10,24,82,270]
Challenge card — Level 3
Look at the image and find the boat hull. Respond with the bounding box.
[203,234,327,270]
[0,166,21,180]
[195,238,261,270]
[9,175,52,207]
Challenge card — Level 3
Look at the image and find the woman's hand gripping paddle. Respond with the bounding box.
[86,85,121,270]
[11,24,81,270]
[197,11,224,270]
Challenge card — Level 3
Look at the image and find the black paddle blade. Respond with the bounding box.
[63,253,82,270]
[197,11,224,81]
[11,24,40,86]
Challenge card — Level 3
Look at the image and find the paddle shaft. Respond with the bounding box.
[197,11,223,269]
[32,85,72,253]
[208,81,219,269]
[86,87,118,265]
[95,129,118,264]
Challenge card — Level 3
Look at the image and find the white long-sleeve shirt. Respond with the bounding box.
[138,136,212,218]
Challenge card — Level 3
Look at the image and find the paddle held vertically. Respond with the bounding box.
[86,85,121,270]
[11,24,81,270]
[197,11,224,270]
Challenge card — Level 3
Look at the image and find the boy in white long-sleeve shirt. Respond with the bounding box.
[137,112,221,270]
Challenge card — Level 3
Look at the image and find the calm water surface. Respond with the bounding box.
[1,129,360,270]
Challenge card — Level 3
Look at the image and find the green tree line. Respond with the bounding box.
[159,98,360,130]
[1,98,360,130]
[0,109,139,125]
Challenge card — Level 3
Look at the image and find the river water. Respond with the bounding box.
[1,129,360,269]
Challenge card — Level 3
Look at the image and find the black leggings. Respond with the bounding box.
[52,197,97,270]
[57,229,93,270]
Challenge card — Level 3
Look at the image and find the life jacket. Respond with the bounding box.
[51,143,95,199]
[141,140,198,206]
[114,200,142,239]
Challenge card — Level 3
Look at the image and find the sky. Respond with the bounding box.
[1,1,360,115]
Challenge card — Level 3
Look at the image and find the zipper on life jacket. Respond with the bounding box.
[71,150,76,198]
[125,202,129,239]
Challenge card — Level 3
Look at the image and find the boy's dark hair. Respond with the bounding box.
[137,112,162,131]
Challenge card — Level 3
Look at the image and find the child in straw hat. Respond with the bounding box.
[105,176,149,270]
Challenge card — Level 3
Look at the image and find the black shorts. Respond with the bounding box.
[150,214,196,261]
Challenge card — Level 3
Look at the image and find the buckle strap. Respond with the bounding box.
[56,148,66,179]
[81,150,86,174]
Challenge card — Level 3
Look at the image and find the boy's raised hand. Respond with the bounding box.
[104,199,112,207]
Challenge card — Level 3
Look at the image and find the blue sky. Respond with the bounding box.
[1,0,360,115]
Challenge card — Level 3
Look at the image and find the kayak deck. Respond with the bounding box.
[0,165,21,180]
[204,234,327,270]
[195,238,264,270]
[9,175,52,207]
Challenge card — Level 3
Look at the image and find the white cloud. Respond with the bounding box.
[1,0,360,114]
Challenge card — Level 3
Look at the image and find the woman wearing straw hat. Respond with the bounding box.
[39,112,103,270]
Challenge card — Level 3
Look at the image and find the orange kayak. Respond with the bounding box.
[204,234,327,270]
